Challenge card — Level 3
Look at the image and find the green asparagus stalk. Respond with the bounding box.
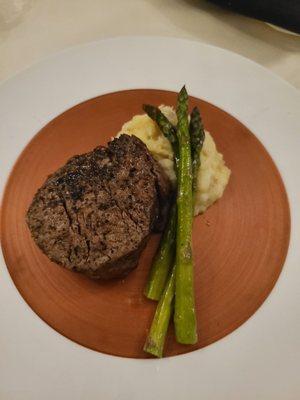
[143,105,178,354]
[144,90,205,357]
[144,202,176,300]
[174,86,198,345]
[143,268,175,357]
[143,104,178,156]
[189,107,205,196]
[143,104,179,300]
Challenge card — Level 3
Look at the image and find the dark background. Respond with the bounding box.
[208,0,300,33]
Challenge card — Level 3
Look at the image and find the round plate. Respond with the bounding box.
[1,89,290,358]
[0,38,299,399]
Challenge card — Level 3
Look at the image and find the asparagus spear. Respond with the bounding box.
[174,86,198,345]
[144,202,176,300]
[144,90,205,356]
[143,104,178,300]
[143,104,178,158]
[143,268,175,357]
[190,107,205,196]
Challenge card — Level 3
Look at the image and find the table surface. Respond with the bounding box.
[1,36,299,400]
[0,0,299,88]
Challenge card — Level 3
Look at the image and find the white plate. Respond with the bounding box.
[0,37,299,400]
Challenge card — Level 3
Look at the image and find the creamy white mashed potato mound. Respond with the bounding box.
[118,106,230,215]
[194,131,231,214]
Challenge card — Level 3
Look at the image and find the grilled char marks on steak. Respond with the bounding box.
[26,134,171,279]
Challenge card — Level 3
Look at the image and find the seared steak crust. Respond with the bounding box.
[26,134,170,279]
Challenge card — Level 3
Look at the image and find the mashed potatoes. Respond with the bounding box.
[118,106,231,215]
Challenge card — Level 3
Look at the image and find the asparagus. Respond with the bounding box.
[144,89,205,356]
[189,107,205,196]
[143,105,178,354]
[143,268,175,357]
[174,86,198,345]
[143,104,179,300]
[143,104,178,158]
[144,202,176,300]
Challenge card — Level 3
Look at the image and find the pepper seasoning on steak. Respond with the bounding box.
[26,134,171,279]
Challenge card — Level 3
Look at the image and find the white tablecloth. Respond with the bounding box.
[0,0,299,88]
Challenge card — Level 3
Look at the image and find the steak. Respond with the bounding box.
[26,134,171,279]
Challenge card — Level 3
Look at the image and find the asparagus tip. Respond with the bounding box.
[191,106,200,115]
[179,85,188,96]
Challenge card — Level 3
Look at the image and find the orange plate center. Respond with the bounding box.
[0,89,290,358]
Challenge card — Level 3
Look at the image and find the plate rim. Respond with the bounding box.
[0,36,299,399]
[0,88,291,359]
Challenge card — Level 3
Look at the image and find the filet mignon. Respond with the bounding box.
[26,134,171,279]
